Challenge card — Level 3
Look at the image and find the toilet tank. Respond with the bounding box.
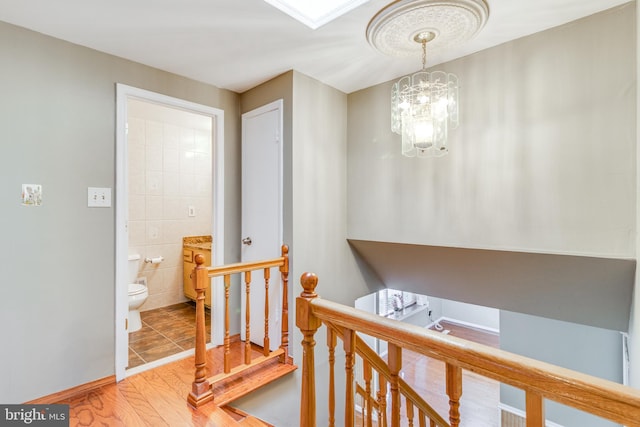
[128,254,141,283]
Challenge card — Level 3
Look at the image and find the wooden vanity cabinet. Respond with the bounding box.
[183,247,211,307]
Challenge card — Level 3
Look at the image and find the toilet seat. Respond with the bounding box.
[129,283,147,296]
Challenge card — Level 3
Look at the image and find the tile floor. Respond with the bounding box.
[128,301,211,369]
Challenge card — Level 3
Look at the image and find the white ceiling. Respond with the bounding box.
[0,0,631,94]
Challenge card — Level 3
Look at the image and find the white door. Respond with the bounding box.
[241,99,283,351]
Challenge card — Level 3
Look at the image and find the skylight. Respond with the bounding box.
[263,0,371,29]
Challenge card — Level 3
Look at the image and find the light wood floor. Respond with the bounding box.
[57,340,272,426]
[57,321,499,426]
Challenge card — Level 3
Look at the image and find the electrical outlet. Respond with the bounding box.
[88,187,112,207]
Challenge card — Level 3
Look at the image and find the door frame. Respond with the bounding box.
[115,84,225,381]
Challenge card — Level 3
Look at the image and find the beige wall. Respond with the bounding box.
[346,5,635,426]
[235,70,364,426]
[0,20,240,403]
[0,4,636,425]
[347,4,636,258]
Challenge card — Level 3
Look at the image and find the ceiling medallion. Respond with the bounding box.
[366,0,490,58]
[369,0,490,158]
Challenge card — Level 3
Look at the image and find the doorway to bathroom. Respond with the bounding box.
[115,84,225,381]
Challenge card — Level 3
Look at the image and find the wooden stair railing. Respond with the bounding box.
[331,323,449,427]
[187,245,296,408]
[296,272,640,427]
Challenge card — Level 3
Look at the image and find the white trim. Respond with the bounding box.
[498,403,564,427]
[438,316,500,335]
[115,84,225,381]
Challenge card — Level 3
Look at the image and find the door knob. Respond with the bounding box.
[242,237,252,246]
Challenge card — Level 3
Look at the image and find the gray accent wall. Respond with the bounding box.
[347,5,635,258]
[348,239,635,331]
[0,21,241,403]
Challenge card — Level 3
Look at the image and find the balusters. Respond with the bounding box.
[419,410,428,427]
[188,247,291,409]
[344,328,356,427]
[526,391,545,427]
[363,360,373,427]
[263,268,270,356]
[406,399,414,427]
[446,363,462,427]
[244,271,251,365]
[378,375,388,427]
[224,274,231,373]
[328,328,336,427]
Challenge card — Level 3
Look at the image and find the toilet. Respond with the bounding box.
[128,254,148,332]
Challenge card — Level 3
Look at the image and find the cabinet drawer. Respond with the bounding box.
[183,249,194,263]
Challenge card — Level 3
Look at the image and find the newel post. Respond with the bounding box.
[187,254,213,407]
[279,245,290,362]
[297,272,322,427]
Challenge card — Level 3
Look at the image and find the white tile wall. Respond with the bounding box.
[127,105,212,311]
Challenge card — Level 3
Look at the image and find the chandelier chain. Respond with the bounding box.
[421,39,427,70]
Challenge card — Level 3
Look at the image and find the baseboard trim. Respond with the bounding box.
[438,316,500,335]
[25,375,116,404]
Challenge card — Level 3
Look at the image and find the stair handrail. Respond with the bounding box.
[297,272,640,427]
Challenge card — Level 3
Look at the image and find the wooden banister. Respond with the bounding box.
[188,245,293,408]
[329,322,449,427]
[297,272,322,427]
[296,272,640,427]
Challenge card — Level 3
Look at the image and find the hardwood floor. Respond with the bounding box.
[57,340,273,426]
[410,321,500,427]
[57,319,498,426]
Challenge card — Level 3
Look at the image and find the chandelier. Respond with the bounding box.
[391,32,458,157]
[366,0,490,158]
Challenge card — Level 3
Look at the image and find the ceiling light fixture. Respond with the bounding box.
[264,0,371,30]
[367,0,490,157]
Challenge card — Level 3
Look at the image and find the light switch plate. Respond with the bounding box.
[88,187,112,207]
